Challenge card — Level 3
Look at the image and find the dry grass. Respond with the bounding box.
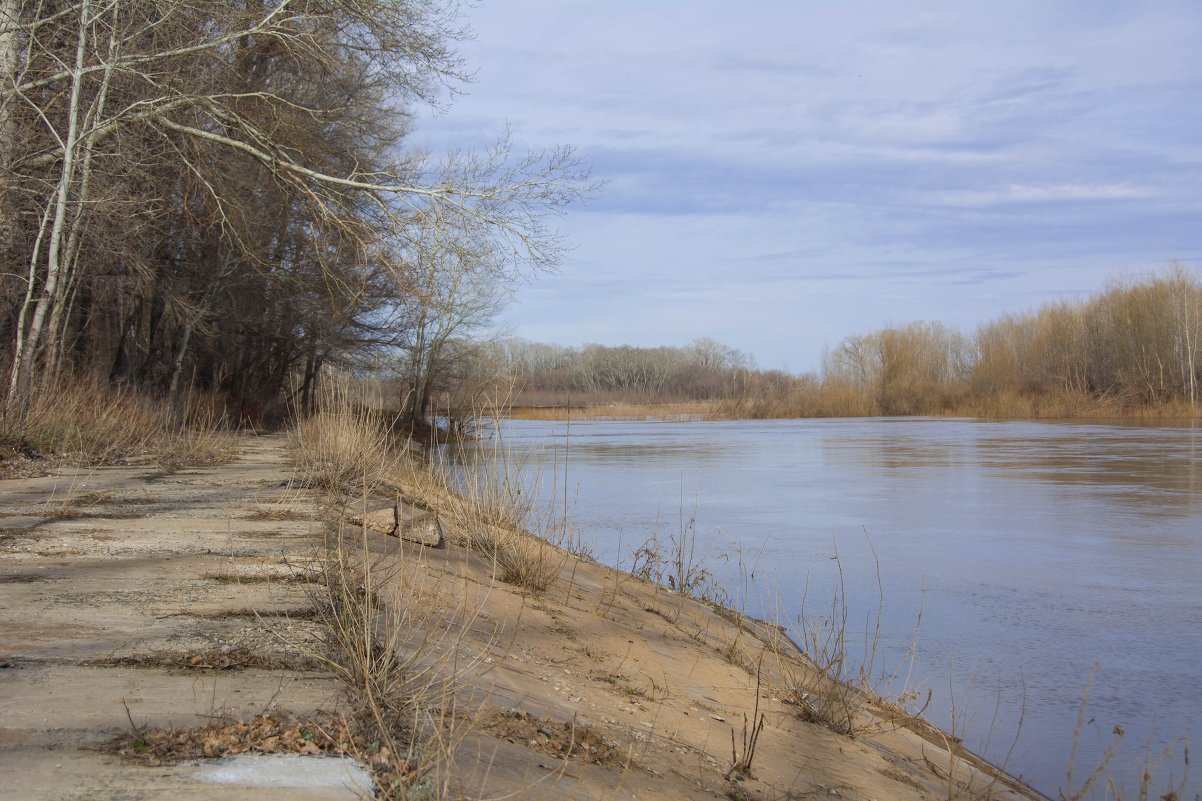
[290,383,569,596]
[288,400,410,495]
[435,443,566,595]
[509,393,1200,423]
[1056,672,1193,801]
[506,393,1202,423]
[510,377,1198,426]
[620,515,921,742]
[313,519,497,799]
[0,375,238,467]
[628,501,727,604]
[487,530,562,593]
[288,384,539,798]
[911,676,1026,801]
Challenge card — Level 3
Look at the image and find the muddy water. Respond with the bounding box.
[444,418,1202,799]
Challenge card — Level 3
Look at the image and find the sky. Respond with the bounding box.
[414,0,1202,372]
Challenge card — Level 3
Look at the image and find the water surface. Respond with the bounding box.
[446,418,1201,798]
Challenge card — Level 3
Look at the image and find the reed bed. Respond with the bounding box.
[507,390,1199,423]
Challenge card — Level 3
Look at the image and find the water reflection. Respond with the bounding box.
[822,420,1202,518]
[557,440,733,467]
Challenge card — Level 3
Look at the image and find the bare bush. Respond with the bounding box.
[629,502,727,604]
[317,520,494,799]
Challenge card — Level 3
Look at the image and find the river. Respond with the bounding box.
[442,417,1201,799]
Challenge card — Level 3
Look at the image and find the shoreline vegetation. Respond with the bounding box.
[488,268,1201,425]
[504,397,1200,423]
[288,389,1053,801]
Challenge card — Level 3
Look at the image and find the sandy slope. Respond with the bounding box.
[0,434,1045,801]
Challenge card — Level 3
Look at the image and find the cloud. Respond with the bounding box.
[935,183,1155,206]
[413,0,1202,370]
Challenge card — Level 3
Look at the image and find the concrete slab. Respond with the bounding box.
[0,435,369,800]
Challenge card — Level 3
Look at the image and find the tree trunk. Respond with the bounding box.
[407,305,429,421]
[167,321,194,399]
[6,0,92,409]
[45,52,114,377]
[300,350,317,413]
[0,0,21,264]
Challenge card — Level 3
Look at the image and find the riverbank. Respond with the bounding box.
[507,401,715,421]
[507,399,1200,423]
[1,432,1047,800]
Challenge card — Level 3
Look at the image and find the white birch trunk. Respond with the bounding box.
[0,0,22,259]
[44,6,118,373]
[6,0,91,408]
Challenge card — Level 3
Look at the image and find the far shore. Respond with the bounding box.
[504,400,1201,423]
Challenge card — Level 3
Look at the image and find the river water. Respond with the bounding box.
[444,417,1201,799]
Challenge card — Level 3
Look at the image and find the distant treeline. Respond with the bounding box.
[494,337,753,407]
[497,266,1202,419]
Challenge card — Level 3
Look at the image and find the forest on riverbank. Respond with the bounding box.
[0,0,592,431]
[498,266,1202,420]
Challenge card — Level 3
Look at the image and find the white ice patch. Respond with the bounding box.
[191,754,374,796]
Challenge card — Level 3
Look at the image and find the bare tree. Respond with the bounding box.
[0,0,20,260]
[395,203,508,423]
[2,0,594,417]
[824,333,880,390]
[1165,263,1201,404]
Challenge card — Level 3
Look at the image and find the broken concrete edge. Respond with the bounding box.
[347,506,397,536]
[345,502,444,548]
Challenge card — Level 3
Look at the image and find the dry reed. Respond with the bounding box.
[434,414,569,594]
[1,375,238,466]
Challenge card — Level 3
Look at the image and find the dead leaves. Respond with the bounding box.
[115,711,416,788]
[478,709,628,770]
[101,646,319,672]
[117,713,351,763]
